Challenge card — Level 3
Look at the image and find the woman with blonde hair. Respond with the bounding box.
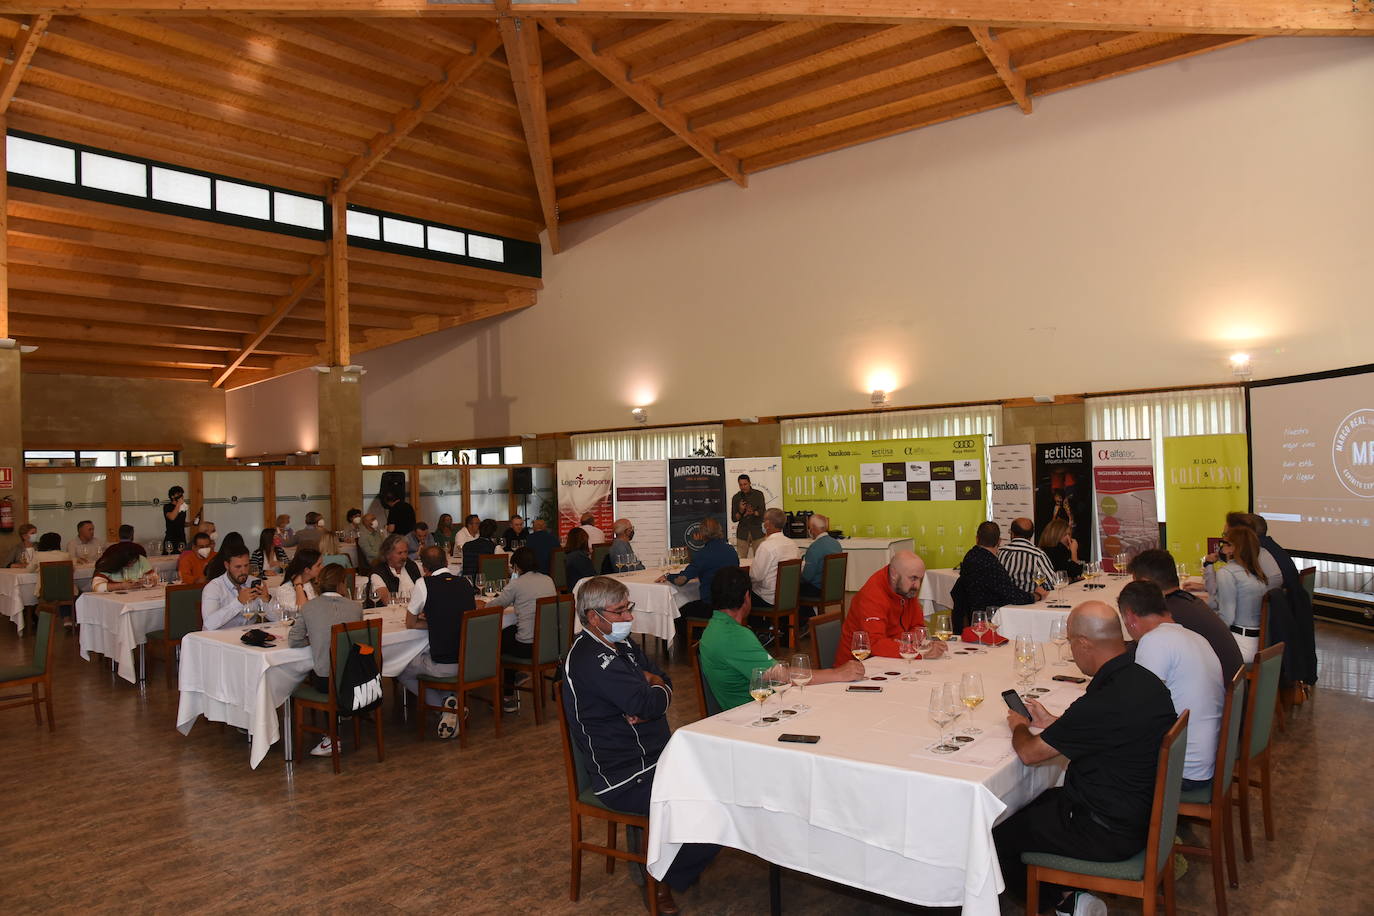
[1037,518,1083,579]
[1205,525,1269,660]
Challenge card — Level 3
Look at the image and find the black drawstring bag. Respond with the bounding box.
[337,629,382,715]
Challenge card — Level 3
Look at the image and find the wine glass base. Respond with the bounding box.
[962,726,983,735]
[931,744,957,754]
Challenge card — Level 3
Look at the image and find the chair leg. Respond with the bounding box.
[31,684,41,725]
[1222,798,1239,888]
[330,716,342,774]
[646,872,660,916]
[352,714,362,750]
[1208,814,1228,916]
[531,669,545,725]
[1237,763,1254,862]
[570,812,583,901]
[44,678,54,731]
[1259,757,1275,841]
[605,820,616,873]
[1025,867,1039,916]
[492,681,503,739]
[458,690,469,749]
[373,708,385,763]
[1143,878,1158,916]
[1163,856,1177,916]
[416,687,427,741]
[292,700,303,764]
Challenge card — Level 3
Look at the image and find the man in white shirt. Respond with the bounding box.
[998,517,1058,594]
[579,512,606,547]
[370,534,422,606]
[1120,580,1224,789]
[200,547,274,630]
[749,508,801,607]
[453,514,480,553]
[68,519,104,565]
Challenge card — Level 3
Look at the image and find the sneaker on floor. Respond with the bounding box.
[502,695,519,714]
[437,695,460,739]
[1056,891,1107,916]
[309,736,335,757]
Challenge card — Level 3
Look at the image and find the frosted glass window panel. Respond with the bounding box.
[468,235,504,262]
[382,217,424,248]
[426,226,465,256]
[273,192,324,230]
[121,471,190,550]
[518,466,556,526]
[347,209,380,239]
[201,470,266,544]
[8,135,76,183]
[419,469,465,532]
[362,469,391,519]
[151,167,212,209]
[274,469,332,529]
[469,469,509,523]
[27,473,109,546]
[215,180,270,220]
[80,152,147,196]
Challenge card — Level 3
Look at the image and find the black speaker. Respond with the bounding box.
[379,471,407,501]
[512,466,533,495]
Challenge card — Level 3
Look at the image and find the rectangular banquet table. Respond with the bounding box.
[0,554,178,635]
[647,646,1086,914]
[77,587,167,683]
[573,565,697,647]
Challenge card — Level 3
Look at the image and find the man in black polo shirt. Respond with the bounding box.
[951,521,1047,631]
[399,546,476,739]
[994,600,1176,916]
[1129,548,1243,685]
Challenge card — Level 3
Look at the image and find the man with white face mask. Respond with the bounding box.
[561,576,718,914]
[356,513,384,569]
[178,531,215,585]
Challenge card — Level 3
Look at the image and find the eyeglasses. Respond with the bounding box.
[599,601,636,618]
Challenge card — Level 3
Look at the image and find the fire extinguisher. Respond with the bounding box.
[0,496,13,533]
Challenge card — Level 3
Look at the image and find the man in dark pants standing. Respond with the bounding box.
[994,600,1176,916]
[730,474,766,558]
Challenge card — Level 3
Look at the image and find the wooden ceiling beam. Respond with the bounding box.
[213,257,324,387]
[1029,33,1259,97]
[337,27,503,194]
[626,21,783,82]
[21,359,215,384]
[346,244,542,290]
[21,338,277,371]
[6,242,302,297]
[218,14,450,84]
[6,313,315,356]
[500,16,561,253]
[969,25,1031,113]
[0,13,51,112]
[543,18,748,188]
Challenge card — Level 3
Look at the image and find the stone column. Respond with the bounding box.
[318,367,362,527]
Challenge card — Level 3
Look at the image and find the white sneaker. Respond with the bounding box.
[309,736,335,757]
[1056,891,1107,916]
[437,695,460,739]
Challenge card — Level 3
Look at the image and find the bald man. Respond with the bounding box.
[834,551,948,666]
[993,600,1176,916]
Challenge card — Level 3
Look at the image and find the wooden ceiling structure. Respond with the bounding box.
[0,2,1366,388]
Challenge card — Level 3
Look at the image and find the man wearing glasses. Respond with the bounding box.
[562,576,718,913]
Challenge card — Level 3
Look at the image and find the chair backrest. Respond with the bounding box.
[694,647,723,718]
[478,554,509,584]
[591,543,610,574]
[1211,667,1248,803]
[1259,589,1278,650]
[1148,711,1190,881]
[820,552,848,603]
[39,561,75,602]
[328,619,382,697]
[1243,642,1285,759]
[554,680,594,799]
[1299,566,1316,602]
[460,605,504,683]
[336,568,358,600]
[322,554,350,569]
[555,593,576,659]
[33,611,57,675]
[549,548,568,590]
[164,582,204,641]
[809,610,842,669]
[773,559,802,612]
[533,595,563,665]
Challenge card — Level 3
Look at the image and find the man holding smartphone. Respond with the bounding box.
[993,601,1175,916]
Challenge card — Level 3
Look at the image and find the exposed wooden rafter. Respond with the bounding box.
[968,25,1030,113]
[212,258,324,387]
[543,18,748,188]
[0,14,52,113]
[499,16,562,253]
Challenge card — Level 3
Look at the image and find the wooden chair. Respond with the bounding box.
[322,553,351,570]
[479,553,509,586]
[809,610,843,669]
[693,647,724,720]
[145,582,204,685]
[544,593,577,700]
[591,543,611,575]
[752,559,803,650]
[1025,711,1190,916]
[798,551,848,622]
[0,611,57,730]
[289,619,384,774]
[501,595,566,724]
[1237,642,1285,862]
[1178,667,1247,915]
[554,681,661,916]
[417,605,504,747]
[550,548,569,593]
[36,561,77,632]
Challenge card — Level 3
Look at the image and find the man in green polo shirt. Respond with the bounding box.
[700,567,866,710]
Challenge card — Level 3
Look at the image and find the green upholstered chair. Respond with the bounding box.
[36,561,77,631]
[799,550,848,621]
[1237,642,1285,862]
[146,582,204,684]
[553,681,662,916]
[591,543,611,576]
[549,548,569,593]
[417,605,503,747]
[808,610,843,670]
[1299,567,1316,603]
[1178,667,1247,915]
[501,595,566,724]
[478,553,510,586]
[0,611,57,730]
[290,618,384,774]
[694,648,724,720]
[322,553,351,569]
[753,559,803,650]
[1024,711,1190,916]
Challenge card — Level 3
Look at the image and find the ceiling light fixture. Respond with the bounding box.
[1230,352,1252,380]
[631,407,648,424]
[870,389,889,408]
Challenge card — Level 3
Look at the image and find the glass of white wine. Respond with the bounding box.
[749,666,775,727]
[789,654,813,710]
[959,671,984,735]
[931,610,953,649]
[1014,634,1035,692]
[851,631,871,663]
[929,683,957,755]
[899,631,919,681]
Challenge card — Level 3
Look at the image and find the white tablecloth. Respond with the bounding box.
[789,536,914,591]
[647,649,1082,913]
[76,588,167,683]
[0,554,178,635]
[573,567,695,647]
[175,606,428,768]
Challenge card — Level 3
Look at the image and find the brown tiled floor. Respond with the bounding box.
[2,620,1370,915]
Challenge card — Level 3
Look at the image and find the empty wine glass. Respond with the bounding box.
[959,671,985,735]
[1049,616,1070,666]
[911,626,932,676]
[943,681,965,746]
[899,631,920,680]
[971,609,993,652]
[928,683,957,754]
[749,667,775,727]
[850,630,871,663]
[1031,642,1046,682]
[789,654,813,710]
[1052,571,1068,600]
[770,664,792,714]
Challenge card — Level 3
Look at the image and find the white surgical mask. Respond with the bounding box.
[597,610,633,643]
[197,547,212,558]
[369,520,379,530]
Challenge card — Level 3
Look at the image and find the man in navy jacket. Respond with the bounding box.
[562,576,717,913]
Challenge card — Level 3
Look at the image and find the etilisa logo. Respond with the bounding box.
[1333,408,1374,497]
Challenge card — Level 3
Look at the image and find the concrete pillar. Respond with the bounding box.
[0,350,24,560]
[318,367,362,526]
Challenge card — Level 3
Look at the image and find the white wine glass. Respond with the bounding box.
[911,626,932,676]
[1031,642,1046,686]
[959,671,985,735]
[1049,617,1070,666]
[898,631,919,681]
[928,683,956,755]
[749,667,775,727]
[1014,635,1035,693]
[770,663,792,715]
[851,630,871,663]
[943,683,965,744]
[789,654,813,710]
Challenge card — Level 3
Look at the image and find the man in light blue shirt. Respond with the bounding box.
[800,513,842,597]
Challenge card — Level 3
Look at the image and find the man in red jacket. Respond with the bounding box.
[835,550,948,666]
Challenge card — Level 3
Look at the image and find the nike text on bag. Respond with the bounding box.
[338,630,383,715]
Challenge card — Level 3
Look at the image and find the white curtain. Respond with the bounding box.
[572,424,722,461]
[781,405,1001,445]
[1087,387,1246,521]
[1289,556,1373,594]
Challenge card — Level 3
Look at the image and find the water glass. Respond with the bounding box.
[928,683,956,754]
[789,654,813,710]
